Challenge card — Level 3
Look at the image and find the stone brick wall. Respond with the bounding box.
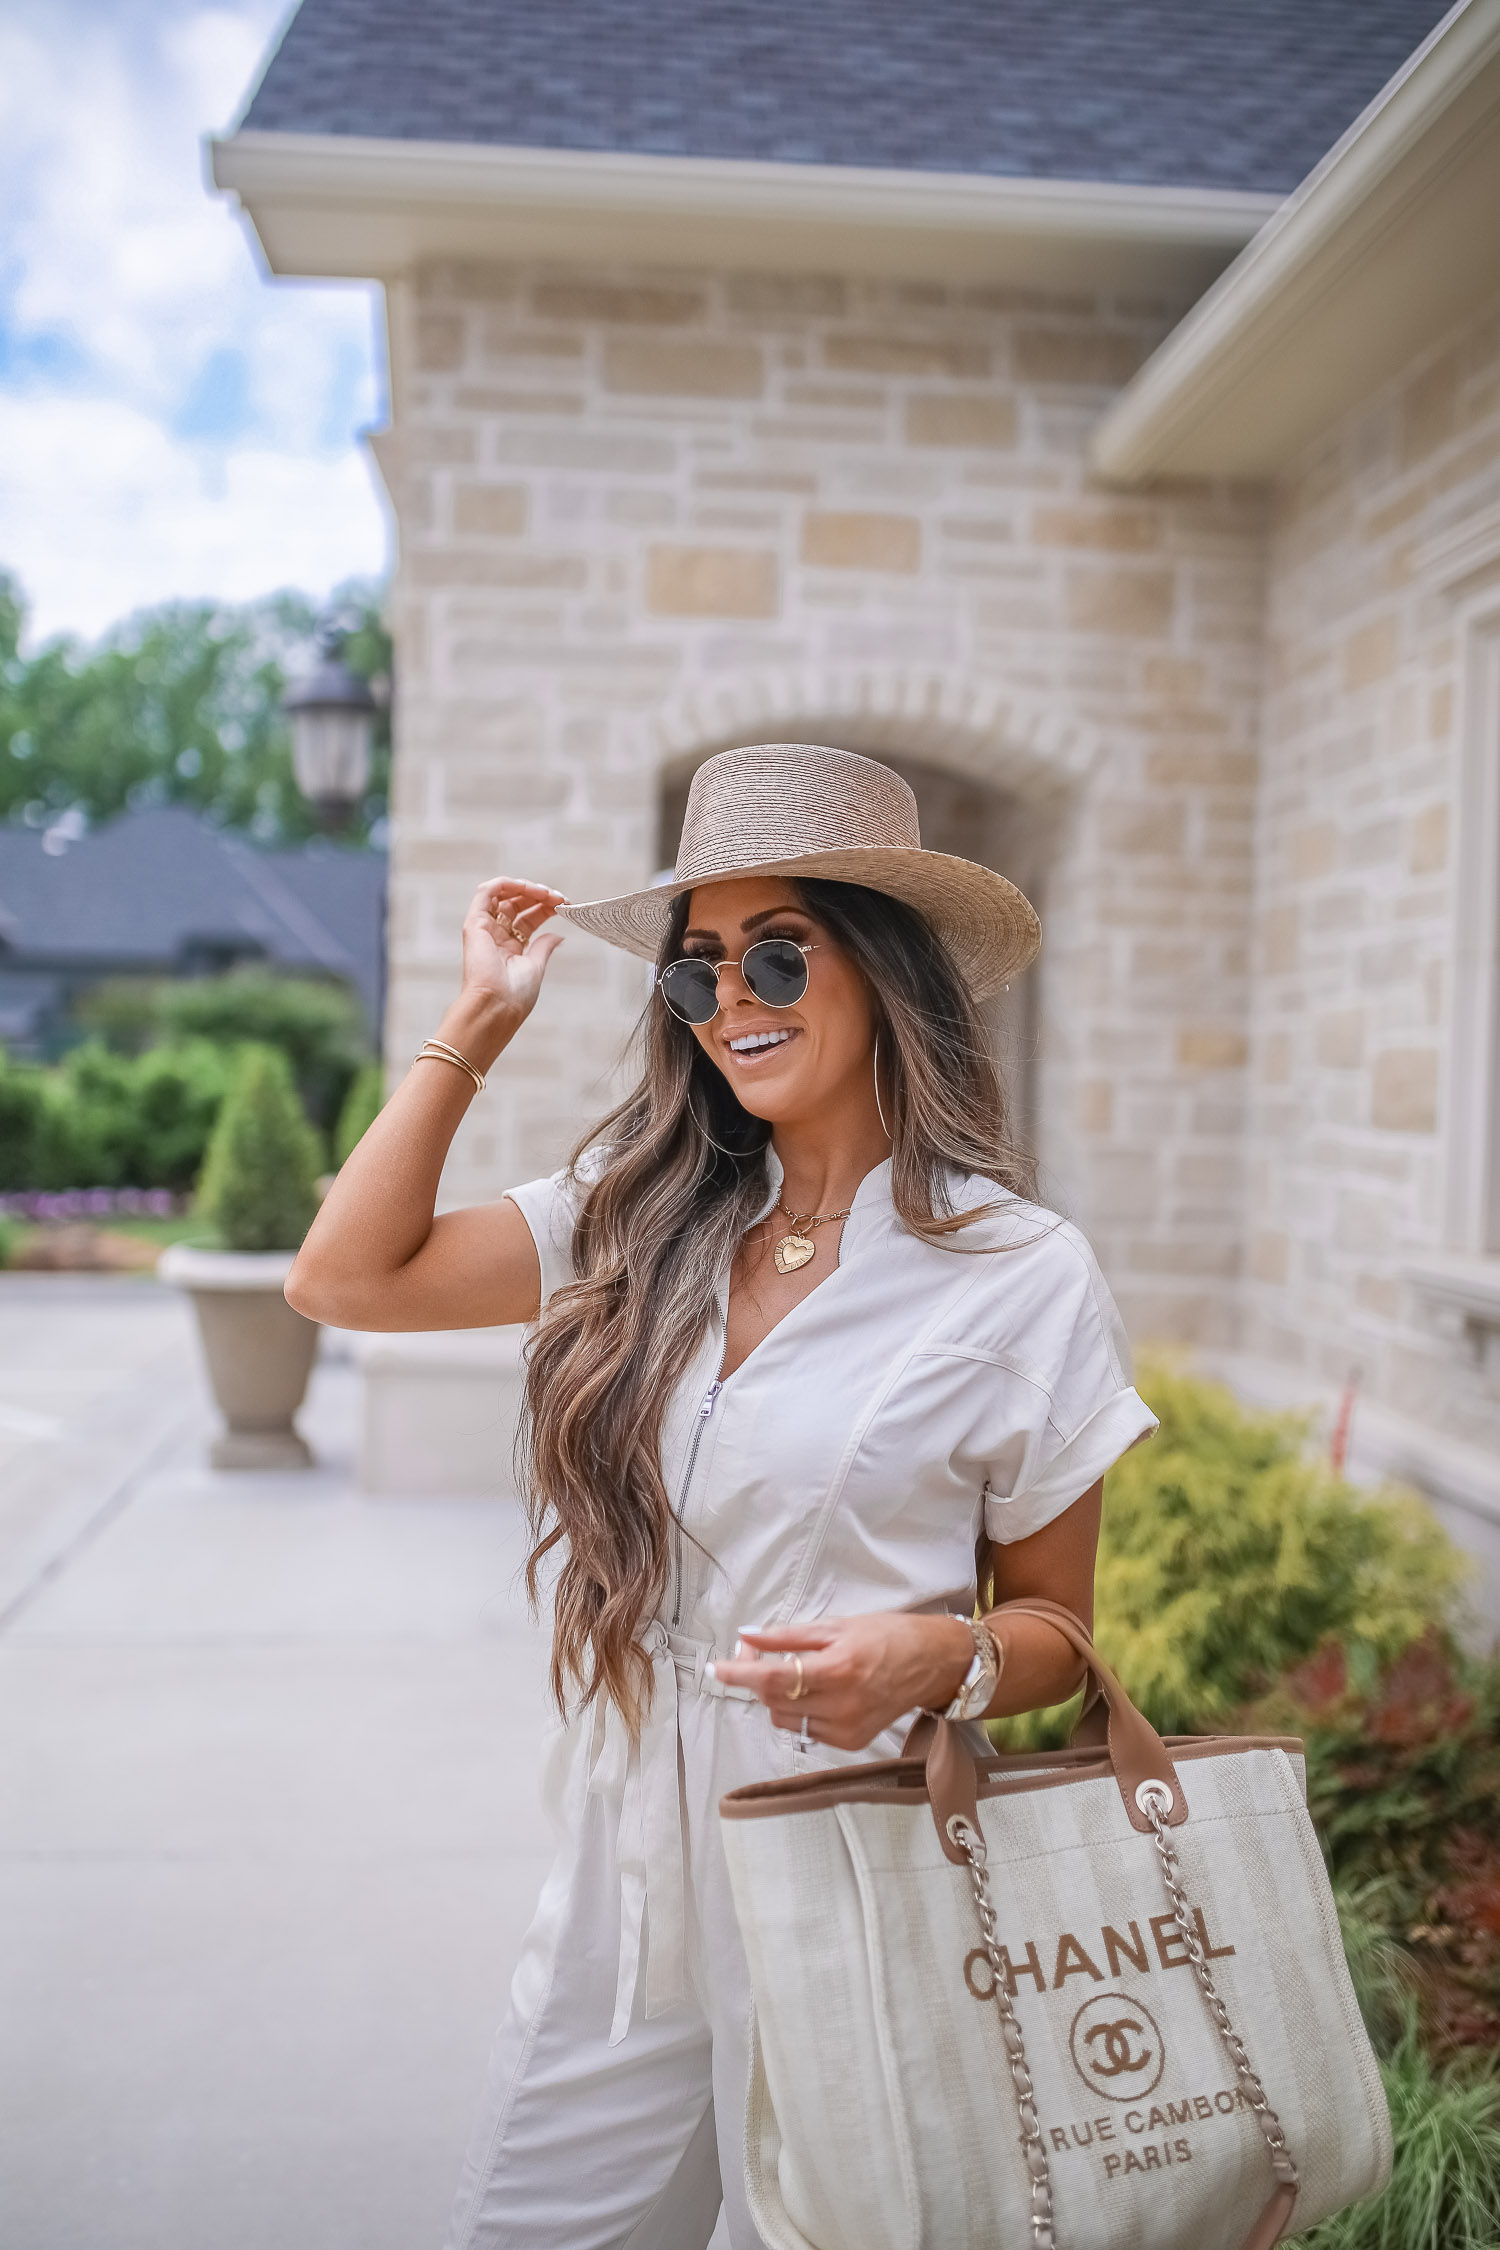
[371,261,1267,1342]
[1245,290,1500,1453]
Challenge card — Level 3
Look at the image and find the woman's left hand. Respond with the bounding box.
[708,1613,976,1751]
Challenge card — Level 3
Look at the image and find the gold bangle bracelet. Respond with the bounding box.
[415,1037,486,1094]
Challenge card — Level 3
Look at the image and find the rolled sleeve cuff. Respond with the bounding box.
[503,1174,576,1310]
[984,1386,1159,1545]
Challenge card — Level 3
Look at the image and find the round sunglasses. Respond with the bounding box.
[657,939,817,1025]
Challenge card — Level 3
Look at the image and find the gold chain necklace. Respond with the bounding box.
[770,1193,854,1275]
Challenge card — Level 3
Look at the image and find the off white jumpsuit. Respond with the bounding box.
[443,1152,1157,2250]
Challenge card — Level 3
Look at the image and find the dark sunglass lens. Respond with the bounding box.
[742,939,808,1007]
[659,959,721,1023]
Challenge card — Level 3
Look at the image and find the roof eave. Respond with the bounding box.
[1091,0,1500,485]
[207,129,1279,295]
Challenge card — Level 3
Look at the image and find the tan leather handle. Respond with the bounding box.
[925,1598,1186,1865]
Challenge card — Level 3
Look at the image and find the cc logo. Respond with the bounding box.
[1068,1992,1166,2101]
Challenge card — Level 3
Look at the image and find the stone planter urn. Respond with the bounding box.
[159,1245,320,1469]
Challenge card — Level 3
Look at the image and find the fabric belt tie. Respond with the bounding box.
[586,1622,757,2046]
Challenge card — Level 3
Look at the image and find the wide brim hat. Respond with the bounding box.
[558,742,1040,1000]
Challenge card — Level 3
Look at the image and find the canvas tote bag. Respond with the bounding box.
[719,1600,1390,2250]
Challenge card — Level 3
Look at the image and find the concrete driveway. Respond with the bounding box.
[0,1275,554,2250]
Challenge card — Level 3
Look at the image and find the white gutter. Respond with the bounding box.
[1092,0,1500,482]
[208,129,1278,293]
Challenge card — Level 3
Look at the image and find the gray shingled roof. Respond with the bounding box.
[238,0,1452,197]
[0,808,386,1032]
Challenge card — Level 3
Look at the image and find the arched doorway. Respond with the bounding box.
[657,747,1059,1167]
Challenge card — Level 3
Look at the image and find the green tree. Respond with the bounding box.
[195,1044,322,1253]
[0,568,391,847]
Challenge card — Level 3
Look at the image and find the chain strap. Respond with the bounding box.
[947,1783,1299,2250]
[949,1814,1057,2250]
[1140,1788,1300,2190]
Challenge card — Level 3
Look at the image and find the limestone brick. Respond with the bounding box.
[603,337,764,398]
[452,482,528,537]
[727,276,848,316]
[1315,1010,1364,1068]
[824,334,990,377]
[645,545,779,617]
[905,394,1017,448]
[1370,1048,1439,1133]
[1287,821,1338,881]
[1013,327,1148,386]
[800,513,921,572]
[1076,1080,1114,1133]
[1033,505,1160,552]
[531,281,703,324]
[1065,567,1174,637]
[415,311,466,371]
[1342,613,1400,690]
[1409,803,1448,874]
[1177,1029,1250,1070]
[411,551,588,590]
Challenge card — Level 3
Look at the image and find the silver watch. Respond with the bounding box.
[939,1618,1002,1722]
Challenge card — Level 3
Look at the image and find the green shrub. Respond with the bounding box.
[46,1042,139,1186]
[0,1216,17,1268]
[158,966,368,1130]
[194,1043,322,1252]
[128,1041,234,1190]
[1009,1358,1462,1742]
[333,1059,384,1165]
[1,1039,231,1193]
[0,1053,44,1191]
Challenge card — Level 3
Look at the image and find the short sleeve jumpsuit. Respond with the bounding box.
[443,1150,1157,2250]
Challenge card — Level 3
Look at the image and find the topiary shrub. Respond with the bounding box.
[333,1058,384,1166]
[194,1042,322,1253]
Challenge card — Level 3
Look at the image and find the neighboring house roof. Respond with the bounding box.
[0,808,386,1032]
[240,0,1453,196]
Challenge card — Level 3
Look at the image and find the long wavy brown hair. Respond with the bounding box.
[520,877,1037,1729]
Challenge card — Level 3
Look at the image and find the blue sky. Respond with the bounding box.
[0,0,389,645]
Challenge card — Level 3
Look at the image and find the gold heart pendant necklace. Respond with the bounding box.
[771,1194,854,1275]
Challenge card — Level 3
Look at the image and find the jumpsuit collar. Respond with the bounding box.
[758,1147,896,1265]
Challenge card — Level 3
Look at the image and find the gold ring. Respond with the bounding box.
[785,1654,806,1702]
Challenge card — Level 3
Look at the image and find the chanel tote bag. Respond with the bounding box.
[719,1601,1390,2250]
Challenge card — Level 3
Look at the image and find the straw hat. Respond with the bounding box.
[558,742,1040,999]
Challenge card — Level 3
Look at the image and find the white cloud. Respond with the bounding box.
[0,0,389,644]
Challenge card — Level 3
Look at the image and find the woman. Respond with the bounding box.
[287,741,1158,2250]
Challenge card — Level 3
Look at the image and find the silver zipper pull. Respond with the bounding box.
[700,1382,722,1417]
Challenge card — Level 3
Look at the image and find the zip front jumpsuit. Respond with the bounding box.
[443,1152,1157,2250]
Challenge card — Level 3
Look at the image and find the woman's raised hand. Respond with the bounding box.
[460,877,568,1035]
